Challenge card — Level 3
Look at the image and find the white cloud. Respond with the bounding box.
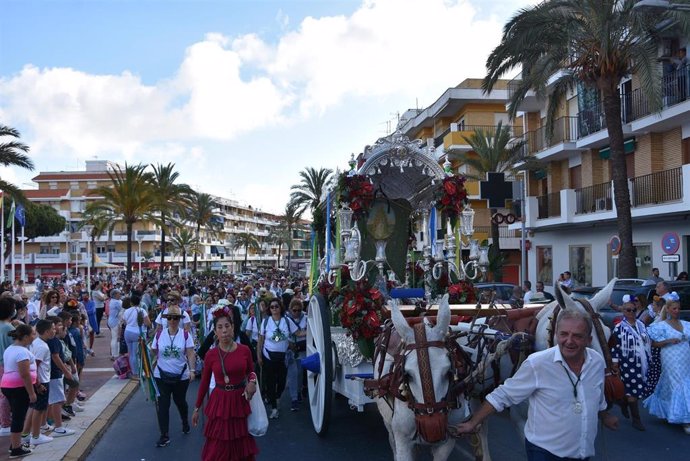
[0,0,536,212]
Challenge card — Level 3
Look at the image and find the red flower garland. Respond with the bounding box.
[447,280,477,304]
[435,175,468,224]
[338,173,375,219]
[338,280,384,340]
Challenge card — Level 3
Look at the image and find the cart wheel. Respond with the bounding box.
[306,294,333,436]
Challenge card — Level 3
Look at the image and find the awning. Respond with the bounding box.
[210,245,226,254]
[599,138,635,160]
[216,246,226,254]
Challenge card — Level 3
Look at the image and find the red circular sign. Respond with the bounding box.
[662,232,681,255]
[610,235,621,256]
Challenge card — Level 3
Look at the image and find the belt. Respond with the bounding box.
[219,380,246,391]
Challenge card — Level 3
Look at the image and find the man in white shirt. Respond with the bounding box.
[522,280,534,304]
[455,310,618,460]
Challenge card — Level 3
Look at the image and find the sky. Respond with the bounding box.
[0,0,537,216]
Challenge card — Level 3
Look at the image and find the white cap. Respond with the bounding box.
[622,294,632,303]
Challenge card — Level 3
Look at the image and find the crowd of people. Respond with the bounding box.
[0,270,309,459]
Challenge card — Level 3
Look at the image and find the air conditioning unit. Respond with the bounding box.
[595,198,607,211]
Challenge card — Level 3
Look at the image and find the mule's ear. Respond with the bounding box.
[554,283,566,309]
[433,294,451,336]
[389,298,413,343]
[590,278,617,312]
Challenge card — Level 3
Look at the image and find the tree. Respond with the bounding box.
[459,122,529,281]
[267,224,290,269]
[87,164,155,280]
[290,167,332,257]
[483,0,688,278]
[188,192,219,273]
[232,232,260,271]
[3,202,67,263]
[0,125,34,200]
[170,227,200,276]
[148,163,193,276]
[79,206,113,276]
[281,199,304,271]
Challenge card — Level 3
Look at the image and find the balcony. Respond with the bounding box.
[537,192,561,219]
[631,167,683,207]
[575,182,613,215]
[444,124,523,153]
[524,116,582,160]
[507,75,541,112]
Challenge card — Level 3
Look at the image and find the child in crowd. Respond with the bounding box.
[58,312,82,417]
[46,316,75,437]
[23,319,56,445]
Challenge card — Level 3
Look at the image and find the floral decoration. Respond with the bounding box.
[435,174,468,225]
[338,172,375,220]
[447,280,477,304]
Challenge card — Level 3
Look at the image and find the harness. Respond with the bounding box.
[363,319,471,444]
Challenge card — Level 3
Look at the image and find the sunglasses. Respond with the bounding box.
[291,309,301,313]
[623,308,636,312]
[270,305,281,309]
[167,316,182,321]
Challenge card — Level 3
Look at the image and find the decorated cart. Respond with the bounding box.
[303,131,498,436]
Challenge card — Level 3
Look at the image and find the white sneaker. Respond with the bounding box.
[51,427,75,437]
[40,424,54,434]
[30,434,53,445]
[269,408,279,419]
[0,426,10,436]
[72,403,85,412]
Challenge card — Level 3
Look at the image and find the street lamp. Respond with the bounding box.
[82,225,94,285]
[136,235,144,278]
[63,230,70,275]
[634,0,690,11]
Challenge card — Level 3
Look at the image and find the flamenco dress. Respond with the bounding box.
[643,320,690,424]
[195,343,258,461]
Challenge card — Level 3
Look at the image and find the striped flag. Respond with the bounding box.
[6,201,14,230]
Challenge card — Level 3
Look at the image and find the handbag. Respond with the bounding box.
[266,350,286,362]
[157,364,187,385]
[247,386,268,437]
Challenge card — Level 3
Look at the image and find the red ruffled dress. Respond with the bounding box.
[195,344,258,461]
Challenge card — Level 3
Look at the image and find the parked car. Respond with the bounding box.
[568,281,690,328]
[474,283,516,304]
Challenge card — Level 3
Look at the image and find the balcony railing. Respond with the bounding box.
[524,116,579,154]
[537,192,561,219]
[474,226,522,238]
[622,66,690,123]
[631,167,683,207]
[575,182,613,214]
[507,75,521,100]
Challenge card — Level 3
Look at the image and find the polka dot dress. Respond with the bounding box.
[610,321,652,398]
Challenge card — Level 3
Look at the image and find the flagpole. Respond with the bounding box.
[1,198,4,282]
[11,204,15,284]
[21,225,25,283]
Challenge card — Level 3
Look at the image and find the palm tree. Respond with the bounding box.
[170,227,200,276]
[282,199,304,271]
[0,125,34,199]
[148,163,193,276]
[290,167,332,257]
[458,122,530,281]
[188,192,218,273]
[483,0,687,278]
[232,232,260,271]
[79,206,113,276]
[88,163,155,280]
[267,224,290,269]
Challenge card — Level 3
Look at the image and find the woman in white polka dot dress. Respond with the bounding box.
[610,301,652,431]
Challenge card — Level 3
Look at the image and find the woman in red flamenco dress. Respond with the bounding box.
[192,307,259,461]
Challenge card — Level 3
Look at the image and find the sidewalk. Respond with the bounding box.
[0,324,140,460]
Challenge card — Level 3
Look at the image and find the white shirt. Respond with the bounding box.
[260,316,291,355]
[523,290,534,304]
[123,306,149,333]
[30,337,51,384]
[486,346,607,459]
[152,328,194,380]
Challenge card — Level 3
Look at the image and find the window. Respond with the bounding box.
[87,181,97,189]
[569,245,592,287]
[70,201,84,212]
[634,244,652,279]
[70,182,79,190]
[536,246,553,285]
[49,182,58,190]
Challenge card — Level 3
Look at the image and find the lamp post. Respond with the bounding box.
[82,225,94,285]
[136,235,144,278]
[63,230,70,275]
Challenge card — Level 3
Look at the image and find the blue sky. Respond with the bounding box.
[0,0,535,214]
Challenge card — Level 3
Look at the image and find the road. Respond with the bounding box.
[90,380,690,461]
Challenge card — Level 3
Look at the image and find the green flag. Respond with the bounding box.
[5,201,14,230]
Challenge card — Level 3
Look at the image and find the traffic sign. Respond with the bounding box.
[661,232,681,255]
[610,235,621,256]
[662,254,680,263]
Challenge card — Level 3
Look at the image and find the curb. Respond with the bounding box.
[61,380,140,461]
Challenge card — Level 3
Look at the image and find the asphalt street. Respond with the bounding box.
[89,379,690,461]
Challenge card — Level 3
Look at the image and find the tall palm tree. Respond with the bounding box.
[282,199,304,271]
[88,163,155,280]
[232,232,260,271]
[170,227,200,276]
[483,0,688,278]
[148,163,193,276]
[188,192,218,273]
[79,206,113,276]
[290,167,332,257]
[267,224,290,269]
[0,125,34,199]
[458,122,530,281]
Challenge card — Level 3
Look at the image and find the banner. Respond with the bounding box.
[15,204,25,228]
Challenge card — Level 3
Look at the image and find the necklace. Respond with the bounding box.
[271,317,286,342]
[217,345,234,384]
[560,362,583,414]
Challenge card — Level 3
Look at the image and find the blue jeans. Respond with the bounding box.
[525,439,589,461]
[124,330,141,375]
[286,349,304,401]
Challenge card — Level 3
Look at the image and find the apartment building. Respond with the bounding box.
[8,160,310,280]
[397,78,524,284]
[509,33,690,287]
